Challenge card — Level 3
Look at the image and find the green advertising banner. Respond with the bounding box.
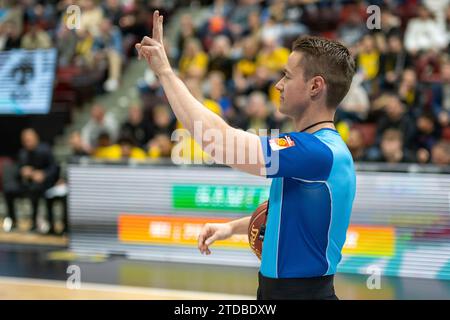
[172,184,270,212]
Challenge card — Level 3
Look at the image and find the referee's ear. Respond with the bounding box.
[309,75,326,100]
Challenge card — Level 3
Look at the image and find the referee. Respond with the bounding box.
[137,11,356,300]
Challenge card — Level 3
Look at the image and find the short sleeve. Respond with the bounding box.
[259,132,333,180]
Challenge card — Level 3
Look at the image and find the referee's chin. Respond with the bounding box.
[278,102,292,118]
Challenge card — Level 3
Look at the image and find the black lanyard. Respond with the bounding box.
[299,120,335,133]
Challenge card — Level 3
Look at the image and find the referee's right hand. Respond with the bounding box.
[198,223,233,255]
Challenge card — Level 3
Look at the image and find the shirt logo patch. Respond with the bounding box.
[269,136,295,151]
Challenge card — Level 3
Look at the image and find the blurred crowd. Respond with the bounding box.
[2,0,450,165]
[0,0,174,91]
[67,0,450,166]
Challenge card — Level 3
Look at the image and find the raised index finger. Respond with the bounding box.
[152,10,163,44]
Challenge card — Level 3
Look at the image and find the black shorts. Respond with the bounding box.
[257,272,338,300]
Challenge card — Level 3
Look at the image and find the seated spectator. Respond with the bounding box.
[206,0,233,19]
[69,131,90,158]
[118,136,147,161]
[404,4,448,55]
[120,104,153,149]
[92,131,113,158]
[241,8,262,39]
[268,2,308,42]
[78,0,104,38]
[203,71,233,116]
[356,34,380,95]
[93,134,146,162]
[175,13,199,63]
[376,94,416,150]
[23,0,56,29]
[207,35,234,81]
[227,0,260,39]
[101,0,123,27]
[431,140,450,166]
[0,0,24,36]
[81,104,119,152]
[2,129,58,232]
[346,127,367,162]
[0,20,21,50]
[55,23,77,67]
[198,14,232,51]
[235,65,274,98]
[234,36,259,78]
[415,50,442,82]
[338,73,370,123]
[260,15,284,45]
[397,68,425,117]
[117,4,150,52]
[369,128,416,163]
[337,11,367,47]
[20,22,52,50]
[73,28,95,68]
[415,113,442,164]
[379,5,401,37]
[151,104,177,137]
[148,134,173,159]
[178,38,209,79]
[379,32,412,90]
[244,91,272,133]
[431,60,450,128]
[256,37,289,76]
[93,17,123,92]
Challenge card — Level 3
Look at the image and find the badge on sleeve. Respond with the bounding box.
[269,135,295,151]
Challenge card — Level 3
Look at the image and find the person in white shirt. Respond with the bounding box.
[404,5,448,54]
[81,104,119,152]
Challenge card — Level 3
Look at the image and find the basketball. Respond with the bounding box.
[248,201,268,260]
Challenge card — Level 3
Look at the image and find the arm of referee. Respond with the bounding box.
[136,10,266,176]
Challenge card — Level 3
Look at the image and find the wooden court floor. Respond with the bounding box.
[0,276,254,300]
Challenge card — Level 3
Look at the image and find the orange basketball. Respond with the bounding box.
[248,201,268,260]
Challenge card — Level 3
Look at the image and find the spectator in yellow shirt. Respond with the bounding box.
[148,134,173,159]
[357,34,380,81]
[178,38,209,78]
[235,37,260,78]
[94,134,146,161]
[256,37,289,75]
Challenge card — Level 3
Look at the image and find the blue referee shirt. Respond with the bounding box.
[259,128,356,278]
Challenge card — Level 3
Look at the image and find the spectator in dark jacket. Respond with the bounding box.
[376,94,416,151]
[2,129,58,232]
[431,61,450,128]
[120,104,153,149]
[415,113,442,164]
[369,129,416,163]
[379,33,412,91]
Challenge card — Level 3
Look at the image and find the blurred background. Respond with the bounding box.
[0,0,449,299]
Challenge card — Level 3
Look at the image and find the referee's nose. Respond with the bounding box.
[275,78,284,93]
